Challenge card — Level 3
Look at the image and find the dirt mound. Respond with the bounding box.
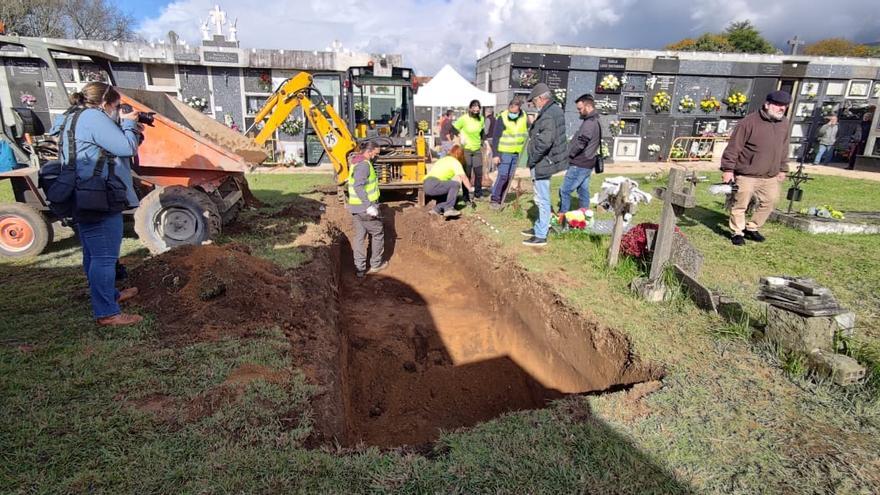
[129,244,294,341]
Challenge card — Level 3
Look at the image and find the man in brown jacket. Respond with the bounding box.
[720,90,791,246]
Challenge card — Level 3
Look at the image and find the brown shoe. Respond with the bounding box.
[117,287,139,303]
[97,313,144,326]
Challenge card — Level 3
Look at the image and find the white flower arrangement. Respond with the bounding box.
[596,99,617,114]
[647,143,661,155]
[184,95,209,111]
[600,74,621,91]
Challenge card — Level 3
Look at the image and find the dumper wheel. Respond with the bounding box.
[0,203,52,258]
[134,186,221,254]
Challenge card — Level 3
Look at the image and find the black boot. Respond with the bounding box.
[744,230,765,242]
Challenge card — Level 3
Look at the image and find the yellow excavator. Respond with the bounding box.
[249,66,428,202]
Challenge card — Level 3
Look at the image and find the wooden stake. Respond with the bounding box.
[607,180,631,267]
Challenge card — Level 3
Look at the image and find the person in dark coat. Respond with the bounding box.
[521,83,567,247]
[559,94,600,213]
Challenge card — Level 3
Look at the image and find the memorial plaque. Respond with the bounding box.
[757,63,782,76]
[174,52,201,62]
[653,56,680,74]
[655,75,676,92]
[203,51,239,63]
[0,44,24,52]
[621,118,640,136]
[542,69,568,90]
[781,61,808,78]
[622,73,647,93]
[693,117,720,136]
[511,52,543,68]
[594,95,619,114]
[570,55,599,70]
[599,58,626,71]
[542,54,571,70]
[510,67,541,89]
[622,94,644,114]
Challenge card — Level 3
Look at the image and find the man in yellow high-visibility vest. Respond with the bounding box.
[489,97,527,209]
[347,141,387,278]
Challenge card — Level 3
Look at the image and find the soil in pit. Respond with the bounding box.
[340,242,566,447]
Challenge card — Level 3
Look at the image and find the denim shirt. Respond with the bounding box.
[51,108,140,208]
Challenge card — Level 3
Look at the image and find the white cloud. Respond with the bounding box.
[137,0,880,77]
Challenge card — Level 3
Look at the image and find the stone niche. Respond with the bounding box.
[178,65,211,107]
[210,67,243,127]
[672,76,730,117]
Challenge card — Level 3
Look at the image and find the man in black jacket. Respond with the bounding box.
[522,83,567,247]
[560,94,600,213]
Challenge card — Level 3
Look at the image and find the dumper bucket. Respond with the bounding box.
[118,89,268,184]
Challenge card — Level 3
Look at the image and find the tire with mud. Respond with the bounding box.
[134,185,221,254]
[0,203,53,258]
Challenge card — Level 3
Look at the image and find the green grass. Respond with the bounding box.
[3,171,880,493]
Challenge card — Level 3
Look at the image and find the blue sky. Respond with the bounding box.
[132,0,880,76]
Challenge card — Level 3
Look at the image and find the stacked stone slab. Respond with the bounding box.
[761,277,864,386]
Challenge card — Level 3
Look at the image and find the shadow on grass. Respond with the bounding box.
[679,204,730,238]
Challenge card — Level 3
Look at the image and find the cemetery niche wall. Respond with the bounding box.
[477,44,880,164]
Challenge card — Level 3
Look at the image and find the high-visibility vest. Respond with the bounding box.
[347,160,379,205]
[497,110,527,154]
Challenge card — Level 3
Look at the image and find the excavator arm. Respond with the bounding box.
[250,72,356,185]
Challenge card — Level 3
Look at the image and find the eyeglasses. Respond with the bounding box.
[101,83,114,103]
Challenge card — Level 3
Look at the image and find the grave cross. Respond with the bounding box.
[647,166,697,281]
[607,181,633,267]
[787,35,805,55]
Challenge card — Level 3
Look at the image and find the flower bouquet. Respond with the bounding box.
[803,82,818,100]
[799,205,845,220]
[678,95,695,113]
[608,120,626,136]
[184,95,208,111]
[724,91,748,114]
[647,143,661,156]
[700,96,721,113]
[651,91,671,112]
[518,69,539,88]
[596,99,617,114]
[258,72,272,92]
[279,117,304,136]
[599,74,621,91]
[20,93,37,108]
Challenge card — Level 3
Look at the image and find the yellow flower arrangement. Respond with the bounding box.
[599,74,621,91]
[700,96,722,113]
[724,91,749,114]
[652,91,671,112]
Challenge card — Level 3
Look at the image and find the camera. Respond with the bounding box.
[118,103,156,127]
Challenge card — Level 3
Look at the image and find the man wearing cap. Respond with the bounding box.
[720,90,791,246]
[522,83,567,247]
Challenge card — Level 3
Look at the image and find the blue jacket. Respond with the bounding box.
[51,108,140,209]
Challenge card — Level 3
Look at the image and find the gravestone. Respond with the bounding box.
[569,55,599,71]
[210,67,243,126]
[565,71,597,108]
[652,56,680,74]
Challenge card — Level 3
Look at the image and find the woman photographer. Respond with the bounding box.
[58,82,143,326]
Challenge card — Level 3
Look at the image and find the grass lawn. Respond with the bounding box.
[1,171,879,493]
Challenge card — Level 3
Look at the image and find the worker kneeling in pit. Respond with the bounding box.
[423,144,473,218]
[348,141,388,279]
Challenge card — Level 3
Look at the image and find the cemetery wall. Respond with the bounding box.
[477,43,880,163]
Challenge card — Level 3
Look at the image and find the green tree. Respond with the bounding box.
[725,20,776,53]
[692,33,734,52]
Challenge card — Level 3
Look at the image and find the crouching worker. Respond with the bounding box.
[348,141,388,278]
[54,82,143,326]
[423,144,473,219]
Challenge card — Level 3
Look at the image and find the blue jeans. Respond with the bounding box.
[491,153,518,203]
[814,144,831,164]
[78,213,123,318]
[558,165,592,212]
[531,169,551,239]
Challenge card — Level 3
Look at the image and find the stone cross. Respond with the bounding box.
[607,181,633,267]
[200,19,210,40]
[209,5,226,37]
[648,166,696,280]
[787,35,805,55]
[229,18,238,42]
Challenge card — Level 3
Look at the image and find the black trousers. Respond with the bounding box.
[463,149,483,200]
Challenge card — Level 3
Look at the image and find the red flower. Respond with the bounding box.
[620,223,684,259]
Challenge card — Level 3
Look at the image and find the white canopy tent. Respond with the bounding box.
[414,64,497,108]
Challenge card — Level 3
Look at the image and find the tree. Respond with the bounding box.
[725,20,775,54]
[803,38,878,57]
[0,0,138,41]
[692,33,735,52]
[664,19,776,54]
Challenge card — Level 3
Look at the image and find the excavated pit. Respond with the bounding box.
[327,204,662,448]
[128,196,662,449]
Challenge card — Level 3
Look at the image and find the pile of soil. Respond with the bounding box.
[129,243,295,341]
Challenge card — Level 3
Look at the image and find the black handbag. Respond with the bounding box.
[41,108,83,218]
[75,151,128,213]
[593,122,605,174]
